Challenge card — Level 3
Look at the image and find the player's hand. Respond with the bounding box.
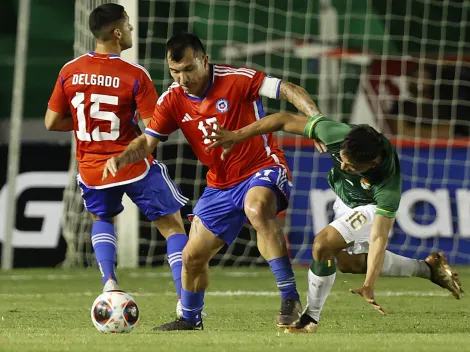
[102,157,120,180]
[205,122,239,160]
[350,285,386,316]
[314,140,328,153]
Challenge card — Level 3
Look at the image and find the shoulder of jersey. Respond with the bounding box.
[156,82,182,106]
[58,53,90,74]
[112,56,153,80]
[213,64,257,79]
[59,53,152,81]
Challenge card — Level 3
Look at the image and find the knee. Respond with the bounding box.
[182,247,209,270]
[312,232,330,262]
[245,199,272,228]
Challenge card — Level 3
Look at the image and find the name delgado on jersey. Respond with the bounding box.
[71,73,120,88]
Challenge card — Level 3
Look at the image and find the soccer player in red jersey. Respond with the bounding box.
[45,3,188,316]
[103,32,322,330]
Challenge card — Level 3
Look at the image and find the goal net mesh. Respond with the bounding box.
[64,0,470,267]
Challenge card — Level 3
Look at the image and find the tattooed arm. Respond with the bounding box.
[278,81,321,117]
[277,81,327,152]
[206,113,313,159]
[102,134,159,180]
[117,134,159,167]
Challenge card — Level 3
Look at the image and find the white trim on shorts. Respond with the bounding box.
[77,158,151,189]
[153,160,189,205]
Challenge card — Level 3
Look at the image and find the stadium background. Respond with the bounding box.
[1,0,470,268]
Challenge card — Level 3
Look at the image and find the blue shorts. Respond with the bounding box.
[79,160,188,221]
[193,166,292,245]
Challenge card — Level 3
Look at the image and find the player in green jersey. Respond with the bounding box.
[206,112,463,333]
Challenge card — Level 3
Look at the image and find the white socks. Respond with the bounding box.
[381,250,431,279]
[303,269,336,323]
[303,251,430,324]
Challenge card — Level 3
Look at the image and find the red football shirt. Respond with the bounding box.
[145,64,289,189]
[48,52,157,188]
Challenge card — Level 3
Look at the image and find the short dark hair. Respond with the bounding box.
[89,3,125,40]
[166,32,206,62]
[341,125,384,164]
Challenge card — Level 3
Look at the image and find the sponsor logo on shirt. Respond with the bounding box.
[216,98,230,113]
[182,113,193,122]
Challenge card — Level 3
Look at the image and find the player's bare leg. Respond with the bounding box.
[335,251,463,298]
[245,186,301,328]
[153,216,224,331]
[285,226,346,334]
[181,217,224,291]
[335,252,368,274]
[153,210,188,317]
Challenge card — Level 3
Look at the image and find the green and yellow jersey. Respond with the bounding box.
[303,115,402,218]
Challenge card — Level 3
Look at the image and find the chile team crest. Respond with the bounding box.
[216,99,230,113]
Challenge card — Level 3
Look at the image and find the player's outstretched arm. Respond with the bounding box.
[364,215,394,288]
[45,109,74,131]
[350,214,394,315]
[102,134,159,180]
[278,81,321,117]
[206,113,310,155]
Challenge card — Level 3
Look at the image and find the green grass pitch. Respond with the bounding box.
[0,266,468,352]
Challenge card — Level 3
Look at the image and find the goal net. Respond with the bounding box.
[64,0,470,267]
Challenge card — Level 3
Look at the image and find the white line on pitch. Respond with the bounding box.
[0,271,262,281]
[0,290,451,298]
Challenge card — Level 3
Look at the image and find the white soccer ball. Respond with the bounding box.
[90,290,140,333]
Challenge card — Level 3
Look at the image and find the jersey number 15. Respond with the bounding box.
[71,92,120,142]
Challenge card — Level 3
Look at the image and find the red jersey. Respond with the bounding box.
[145,64,289,189]
[48,52,157,188]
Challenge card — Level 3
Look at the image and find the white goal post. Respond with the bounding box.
[2,0,31,270]
[116,0,140,269]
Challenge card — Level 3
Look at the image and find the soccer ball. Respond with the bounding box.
[90,290,140,333]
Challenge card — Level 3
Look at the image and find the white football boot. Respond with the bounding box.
[176,299,183,318]
[103,277,120,292]
[176,299,207,318]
